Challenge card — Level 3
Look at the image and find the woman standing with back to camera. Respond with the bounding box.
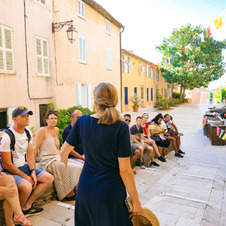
[60,83,141,226]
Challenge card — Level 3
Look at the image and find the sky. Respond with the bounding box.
[95,0,226,90]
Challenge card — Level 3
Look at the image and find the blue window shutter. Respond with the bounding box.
[87,84,92,110]
[77,83,82,106]
[151,88,153,101]
[147,88,149,101]
[124,87,128,105]
[134,87,137,94]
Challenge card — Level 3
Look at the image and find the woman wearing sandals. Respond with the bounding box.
[0,172,32,226]
[34,111,83,201]
[60,83,142,226]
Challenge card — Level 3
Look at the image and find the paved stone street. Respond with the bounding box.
[29,103,226,226]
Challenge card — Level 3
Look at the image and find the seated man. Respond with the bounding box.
[0,107,54,216]
[62,110,85,162]
[123,114,140,165]
[130,116,155,169]
[161,114,185,156]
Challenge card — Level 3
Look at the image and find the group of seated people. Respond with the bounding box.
[123,112,185,169]
[0,108,84,225]
[0,107,184,225]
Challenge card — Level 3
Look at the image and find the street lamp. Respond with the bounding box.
[52,20,78,43]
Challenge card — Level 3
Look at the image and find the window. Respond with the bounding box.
[36,0,46,5]
[127,57,130,74]
[79,36,86,63]
[156,70,159,81]
[150,67,153,78]
[107,48,111,69]
[147,88,149,101]
[138,63,141,76]
[122,55,125,73]
[77,83,92,110]
[146,65,149,78]
[161,88,163,95]
[164,89,167,98]
[151,88,153,101]
[106,20,110,34]
[124,87,128,105]
[0,25,14,74]
[134,87,137,95]
[35,36,49,76]
[78,0,85,18]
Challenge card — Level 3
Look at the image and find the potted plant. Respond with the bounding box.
[130,94,141,112]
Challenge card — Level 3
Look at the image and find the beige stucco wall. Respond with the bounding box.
[188,88,210,104]
[0,0,55,130]
[53,0,121,111]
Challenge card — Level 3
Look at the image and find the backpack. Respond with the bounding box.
[0,128,31,166]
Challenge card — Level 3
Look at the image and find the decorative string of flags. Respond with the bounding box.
[160,9,225,68]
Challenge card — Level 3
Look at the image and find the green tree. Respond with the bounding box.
[156,24,226,100]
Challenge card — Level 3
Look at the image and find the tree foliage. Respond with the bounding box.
[156,24,226,95]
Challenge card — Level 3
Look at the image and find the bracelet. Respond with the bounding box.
[30,169,36,173]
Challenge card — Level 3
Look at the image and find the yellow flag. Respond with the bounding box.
[217,17,222,29]
[158,63,161,69]
[214,19,218,27]
[222,133,226,141]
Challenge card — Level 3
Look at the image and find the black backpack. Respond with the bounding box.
[0,128,31,165]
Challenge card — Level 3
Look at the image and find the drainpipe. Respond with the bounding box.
[24,0,53,100]
[120,26,125,112]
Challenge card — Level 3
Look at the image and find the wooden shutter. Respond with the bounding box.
[36,38,42,73]
[87,84,92,110]
[42,40,49,74]
[4,29,13,71]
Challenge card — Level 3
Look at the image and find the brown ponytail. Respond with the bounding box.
[94,83,121,125]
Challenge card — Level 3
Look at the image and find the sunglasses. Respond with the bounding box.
[49,110,58,113]
[19,107,28,110]
[125,119,131,122]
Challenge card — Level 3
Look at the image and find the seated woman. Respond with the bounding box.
[0,172,32,226]
[147,114,170,156]
[141,113,166,162]
[34,111,83,201]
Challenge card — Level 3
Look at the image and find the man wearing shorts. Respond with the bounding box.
[130,116,155,169]
[0,107,54,216]
[123,114,140,165]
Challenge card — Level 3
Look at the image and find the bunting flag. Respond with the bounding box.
[200,32,204,42]
[219,130,224,139]
[207,26,211,36]
[214,18,219,27]
[177,52,182,57]
[217,127,220,136]
[182,48,186,55]
[150,65,153,70]
[195,37,198,46]
[187,44,192,51]
[164,59,167,66]
[222,133,226,141]
[203,117,208,127]
[171,55,174,62]
[158,63,161,69]
[217,17,222,29]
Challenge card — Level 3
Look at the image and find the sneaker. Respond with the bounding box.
[23,206,43,217]
[65,194,76,201]
[157,155,166,162]
[151,161,159,167]
[178,149,185,154]
[139,163,145,169]
[175,152,183,158]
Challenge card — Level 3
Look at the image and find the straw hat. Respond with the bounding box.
[130,208,160,226]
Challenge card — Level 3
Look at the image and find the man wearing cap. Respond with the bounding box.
[0,107,54,216]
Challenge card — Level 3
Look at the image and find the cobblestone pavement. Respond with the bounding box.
[29,104,226,226]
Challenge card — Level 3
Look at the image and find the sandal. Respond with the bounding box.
[13,213,33,226]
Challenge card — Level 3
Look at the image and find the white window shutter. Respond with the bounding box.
[36,38,41,55]
[42,40,48,56]
[0,27,2,48]
[77,83,82,106]
[83,38,86,62]
[6,51,13,70]
[79,37,83,61]
[87,84,92,110]
[78,1,81,15]
[146,65,149,77]
[0,50,3,70]
[4,29,12,49]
